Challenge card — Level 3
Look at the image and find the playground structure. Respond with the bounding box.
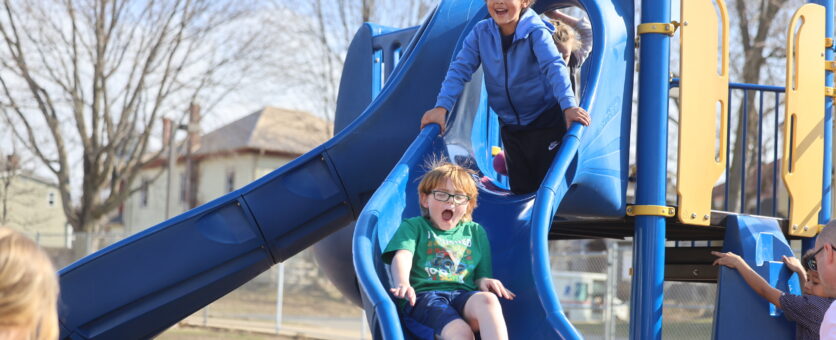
[54,0,834,339]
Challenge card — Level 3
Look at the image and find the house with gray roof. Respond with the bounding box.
[122,107,329,232]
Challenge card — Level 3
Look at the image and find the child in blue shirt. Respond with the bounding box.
[421,0,591,194]
[383,163,514,340]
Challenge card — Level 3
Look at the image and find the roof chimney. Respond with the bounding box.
[162,118,173,149]
[5,154,19,171]
[188,103,201,152]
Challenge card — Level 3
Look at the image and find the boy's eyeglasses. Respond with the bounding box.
[804,244,836,271]
[431,191,471,205]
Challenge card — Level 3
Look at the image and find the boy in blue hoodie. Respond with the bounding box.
[421,0,590,194]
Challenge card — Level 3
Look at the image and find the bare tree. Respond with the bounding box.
[263,0,436,136]
[0,0,268,233]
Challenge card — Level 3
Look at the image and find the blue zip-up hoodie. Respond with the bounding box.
[434,8,577,126]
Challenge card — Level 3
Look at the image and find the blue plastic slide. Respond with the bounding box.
[57,0,632,338]
[353,0,634,338]
[57,1,481,338]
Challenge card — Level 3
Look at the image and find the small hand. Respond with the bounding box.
[390,284,416,306]
[782,255,804,274]
[478,278,516,300]
[711,251,746,269]
[563,107,591,129]
[420,107,448,135]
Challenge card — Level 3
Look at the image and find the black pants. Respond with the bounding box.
[500,106,566,194]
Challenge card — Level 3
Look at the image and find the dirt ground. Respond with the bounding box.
[157,325,296,340]
[207,283,363,319]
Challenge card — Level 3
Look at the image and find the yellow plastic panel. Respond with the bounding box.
[784,4,825,237]
[676,0,729,225]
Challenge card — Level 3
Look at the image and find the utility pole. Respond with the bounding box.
[185,103,201,210]
[163,119,175,220]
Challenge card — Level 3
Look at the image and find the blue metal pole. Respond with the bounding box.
[818,0,836,230]
[825,0,834,229]
[631,0,670,338]
[741,91,749,213]
[757,91,764,215]
[725,89,733,211]
[774,93,780,217]
[803,0,834,253]
[813,0,834,254]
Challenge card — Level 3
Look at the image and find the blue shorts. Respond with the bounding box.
[401,290,478,338]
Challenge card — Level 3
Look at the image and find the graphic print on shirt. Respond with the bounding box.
[422,231,475,283]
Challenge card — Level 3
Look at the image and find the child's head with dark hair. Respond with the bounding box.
[551,20,582,63]
[802,248,828,296]
[418,161,479,229]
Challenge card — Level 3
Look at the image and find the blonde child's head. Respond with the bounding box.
[418,161,479,228]
[0,227,59,340]
[551,20,582,64]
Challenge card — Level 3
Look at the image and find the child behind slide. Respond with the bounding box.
[712,249,835,340]
[382,162,515,340]
[546,8,593,94]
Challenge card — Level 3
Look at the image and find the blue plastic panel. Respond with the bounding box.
[554,0,634,218]
[713,215,799,339]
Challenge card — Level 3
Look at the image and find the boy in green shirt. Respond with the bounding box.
[383,163,514,340]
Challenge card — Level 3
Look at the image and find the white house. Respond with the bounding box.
[0,155,68,247]
[122,107,329,233]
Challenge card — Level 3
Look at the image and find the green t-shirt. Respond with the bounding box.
[382,216,493,293]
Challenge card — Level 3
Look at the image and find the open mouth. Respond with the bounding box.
[494,8,508,15]
[441,209,454,222]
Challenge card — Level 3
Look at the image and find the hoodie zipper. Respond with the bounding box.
[503,47,522,125]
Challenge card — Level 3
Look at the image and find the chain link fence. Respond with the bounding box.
[29,231,723,339]
[551,239,716,340]
[182,249,370,339]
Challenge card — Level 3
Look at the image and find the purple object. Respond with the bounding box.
[493,150,508,176]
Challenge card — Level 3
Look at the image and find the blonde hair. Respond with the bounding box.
[551,20,583,53]
[417,161,479,221]
[0,227,59,340]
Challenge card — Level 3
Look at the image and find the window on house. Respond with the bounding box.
[47,192,55,207]
[180,172,187,203]
[226,169,235,193]
[140,178,149,208]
